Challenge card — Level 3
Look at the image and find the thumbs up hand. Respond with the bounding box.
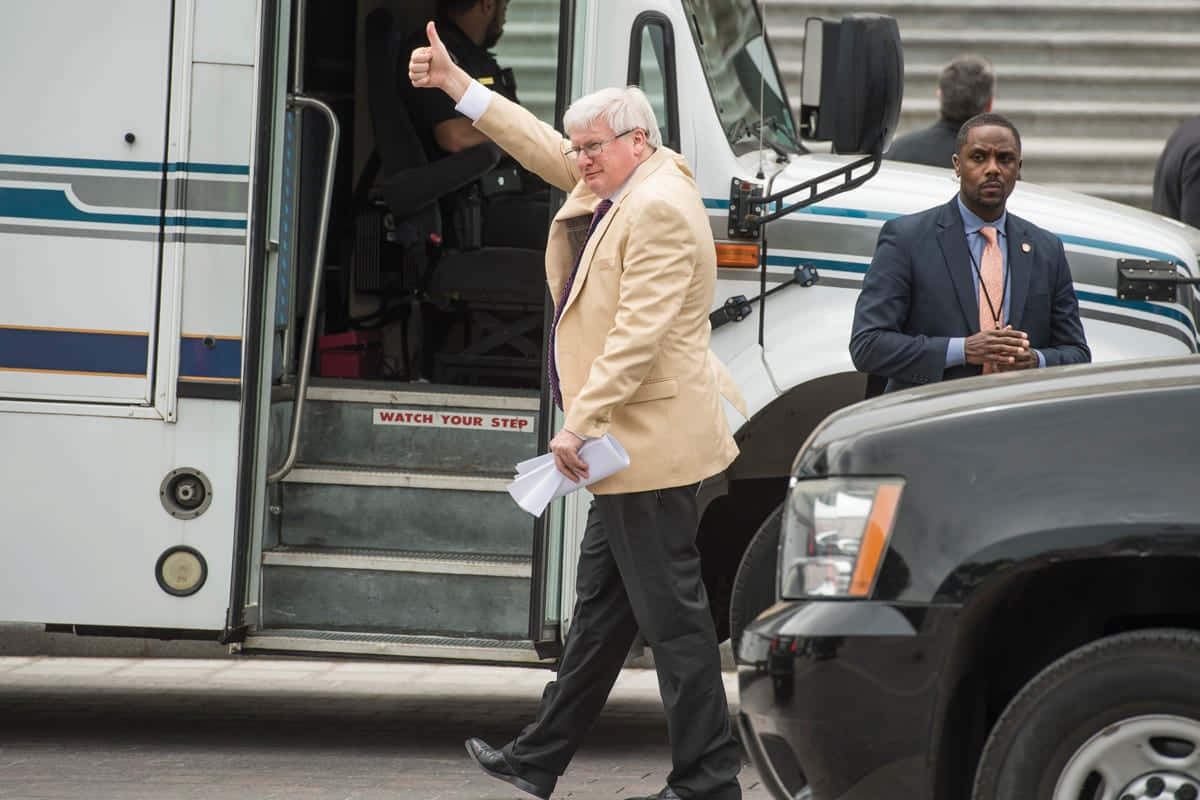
[409,21,471,102]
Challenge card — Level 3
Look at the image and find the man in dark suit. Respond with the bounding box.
[886,54,994,169]
[851,113,1090,392]
[1152,115,1200,229]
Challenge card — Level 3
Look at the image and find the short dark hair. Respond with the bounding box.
[939,55,995,124]
[956,112,1022,155]
[437,0,481,16]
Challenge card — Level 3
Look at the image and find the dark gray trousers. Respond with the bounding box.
[503,482,742,799]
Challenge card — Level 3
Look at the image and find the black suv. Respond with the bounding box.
[734,356,1200,800]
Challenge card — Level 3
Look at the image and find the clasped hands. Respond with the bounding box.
[965,326,1038,371]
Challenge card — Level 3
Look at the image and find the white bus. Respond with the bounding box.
[1,0,1196,664]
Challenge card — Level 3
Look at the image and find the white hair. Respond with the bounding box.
[562,86,663,148]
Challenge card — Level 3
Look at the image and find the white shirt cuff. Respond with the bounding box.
[454,80,493,122]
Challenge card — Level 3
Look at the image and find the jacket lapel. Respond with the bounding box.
[559,148,673,317]
[547,188,600,301]
[1005,215,1033,330]
[935,198,980,332]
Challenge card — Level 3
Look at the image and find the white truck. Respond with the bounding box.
[0,0,1195,663]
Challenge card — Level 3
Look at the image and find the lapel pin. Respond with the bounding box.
[1021,242,1032,253]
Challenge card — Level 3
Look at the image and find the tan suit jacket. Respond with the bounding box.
[474,94,746,493]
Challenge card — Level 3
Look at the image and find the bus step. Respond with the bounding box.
[276,467,533,556]
[272,381,541,474]
[241,629,548,664]
[261,546,532,578]
[260,558,531,637]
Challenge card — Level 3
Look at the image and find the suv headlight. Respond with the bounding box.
[779,477,904,599]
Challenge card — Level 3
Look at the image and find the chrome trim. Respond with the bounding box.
[283,467,510,492]
[302,386,541,410]
[241,631,548,663]
[262,548,532,578]
[267,94,340,484]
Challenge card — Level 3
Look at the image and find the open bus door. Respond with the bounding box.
[230,0,571,664]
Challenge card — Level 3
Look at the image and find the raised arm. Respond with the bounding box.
[409,21,579,192]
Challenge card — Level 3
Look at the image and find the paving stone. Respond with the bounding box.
[0,657,771,800]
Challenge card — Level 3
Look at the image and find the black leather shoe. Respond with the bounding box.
[464,737,552,799]
[625,789,681,800]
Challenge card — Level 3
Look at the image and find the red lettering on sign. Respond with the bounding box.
[376,408,531,430]
[490,416,533,429]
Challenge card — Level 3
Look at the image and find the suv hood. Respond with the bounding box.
[796,356,1200,476]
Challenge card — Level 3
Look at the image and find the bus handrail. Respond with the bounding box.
[267,94,339,485]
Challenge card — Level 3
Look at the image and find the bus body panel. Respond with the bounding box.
[0,0,1196,654]
[0,399,236,629]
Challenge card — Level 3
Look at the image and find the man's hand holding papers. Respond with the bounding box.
[506,434,630,516]
[549,428,589,482]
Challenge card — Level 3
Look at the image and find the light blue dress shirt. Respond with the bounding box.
[946,197,1044,368]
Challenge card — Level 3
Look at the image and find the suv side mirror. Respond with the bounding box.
[800,14,903,155]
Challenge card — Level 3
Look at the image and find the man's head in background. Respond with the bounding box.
[939,55,995,125]
[438,0,509,49]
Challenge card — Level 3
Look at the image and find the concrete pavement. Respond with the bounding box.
[0,656,770,800]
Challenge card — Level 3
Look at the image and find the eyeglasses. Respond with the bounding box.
[565,129,636,159]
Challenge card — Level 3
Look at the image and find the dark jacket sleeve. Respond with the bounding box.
[849,219,951,385]
[1040,236,1091,367]
[1179,144,1200,229]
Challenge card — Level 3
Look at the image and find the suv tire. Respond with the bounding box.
[972,628,1200,800]
[729,502,783,658]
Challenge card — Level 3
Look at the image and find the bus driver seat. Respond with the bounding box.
[354,7,546,386]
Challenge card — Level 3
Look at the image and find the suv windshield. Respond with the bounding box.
[681,0,802,153]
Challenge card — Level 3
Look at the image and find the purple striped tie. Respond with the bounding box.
[549,199,613,410]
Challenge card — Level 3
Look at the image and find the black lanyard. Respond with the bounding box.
[967,239,1006,330]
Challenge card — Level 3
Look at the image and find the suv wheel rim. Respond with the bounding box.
[1054,714,1200,799]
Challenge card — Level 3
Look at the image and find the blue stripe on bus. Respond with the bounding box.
[166,162,250,175]
[764,255,1197,337]
[768,255,869,273]
[0,187,246,229]
[0,328,148,376]
[0,154,249,175]
[180,336,241,381]
[706,198,1191,270]
[0,329,242,380]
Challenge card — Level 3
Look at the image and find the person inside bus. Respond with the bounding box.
[401,0,549,250]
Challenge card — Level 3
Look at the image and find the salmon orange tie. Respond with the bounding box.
[978,225,1004,374]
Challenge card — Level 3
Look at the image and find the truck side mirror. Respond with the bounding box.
[800,14,903,155]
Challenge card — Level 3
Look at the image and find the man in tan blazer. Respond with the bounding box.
[411,22,744,800]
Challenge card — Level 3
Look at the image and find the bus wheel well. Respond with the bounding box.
[697,370,868,639]
[933,555,1200,800]
[697,476,787,641]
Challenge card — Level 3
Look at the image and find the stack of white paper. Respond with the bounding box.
[507,434,630,516]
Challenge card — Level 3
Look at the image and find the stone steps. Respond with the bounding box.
[898,100,1193,140]
[760,0,1200,33]
[762,0,1198,209]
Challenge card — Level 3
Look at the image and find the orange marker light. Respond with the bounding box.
[716,242,759,268]
[849,483,903,596]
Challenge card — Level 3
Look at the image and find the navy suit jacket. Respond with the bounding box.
[884,119,960,169]
[850,197,1091,392]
